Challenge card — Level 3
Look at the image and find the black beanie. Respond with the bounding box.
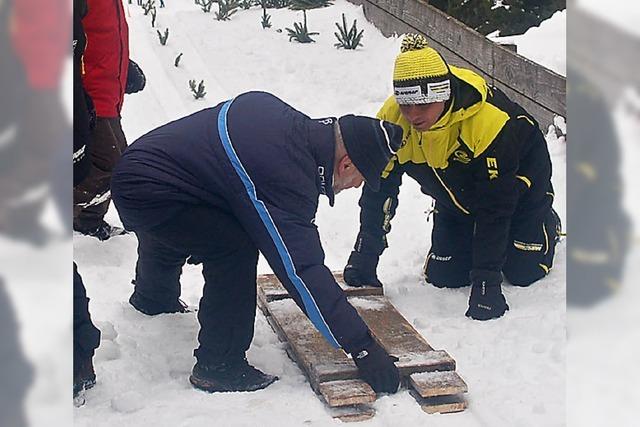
[338,115,403,191]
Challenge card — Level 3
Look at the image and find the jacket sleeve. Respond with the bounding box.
[470,122,520,276]
[353,160,404,256]
[228,196,373,354]
[351,104,406,256]
[10,0,70,90]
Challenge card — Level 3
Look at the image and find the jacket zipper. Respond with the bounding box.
[431,167,470,215]
[115,0,124,114]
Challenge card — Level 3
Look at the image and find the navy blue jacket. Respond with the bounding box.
[112,92,372,353]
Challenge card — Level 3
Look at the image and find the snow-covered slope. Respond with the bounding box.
[73,2,566,426]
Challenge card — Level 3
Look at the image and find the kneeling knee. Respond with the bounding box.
[423,253,471,288]
[503,263,548,287]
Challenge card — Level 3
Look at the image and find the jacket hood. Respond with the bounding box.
[431,66,488,129]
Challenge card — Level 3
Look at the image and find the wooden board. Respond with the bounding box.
[347,0,565,127]
[570,7,640,107]
[263,291,468,419]
[412,392,468,414]
[349,296,456,375]
[267,299,359,391]
[330,405,376,422]
[409,371,468,398]
[257,272,384,311]
[319,380,376,407]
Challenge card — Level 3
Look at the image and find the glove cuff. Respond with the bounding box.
[347,251,380,271]
[470,269,502,286]
[353,231,386,256]
[351,338,386,361]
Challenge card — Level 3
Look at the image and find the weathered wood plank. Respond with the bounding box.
[319,380,376,407]
[409,371,468,398]
[349,296,456,375]
[267,299,358,391]
[347,0,566,127]
[257,272,383,307]
[330,405,376,422]
[570,7,640,106]
[412,392,468,414]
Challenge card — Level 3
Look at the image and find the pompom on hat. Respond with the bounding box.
[393,34,452,105]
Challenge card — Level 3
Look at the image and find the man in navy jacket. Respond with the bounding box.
[112,92,404,393]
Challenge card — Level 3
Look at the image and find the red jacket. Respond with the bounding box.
[81,0,129,118]
[10,0,70,90]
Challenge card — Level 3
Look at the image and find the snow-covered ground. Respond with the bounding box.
[490,9,566,76]
[70,1,567,426]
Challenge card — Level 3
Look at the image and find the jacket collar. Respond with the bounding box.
[307,117,336,207]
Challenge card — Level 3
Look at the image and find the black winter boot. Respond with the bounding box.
[73,356,96,398]
[75,220,127,241]
[189,358,278,392]
[129,291,189,316]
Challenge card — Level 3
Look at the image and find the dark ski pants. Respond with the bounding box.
[74,263,101,362]
[0,276,33,427]
[424,197,559,288]
[73,117,127,231]
[133,205,259,365]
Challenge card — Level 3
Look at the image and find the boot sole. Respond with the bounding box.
[129,294,189,316]
[189,373,278,393]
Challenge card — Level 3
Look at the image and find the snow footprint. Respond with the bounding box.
[94,321,121,362]
[111,391,145,414]
[95,321,118,341]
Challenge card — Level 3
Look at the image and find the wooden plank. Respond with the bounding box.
[257,272,383,306]
[491,44,566,116]
[319,380,376,407]
[349,296,456,375]
[570,7,640,106]
[267,299,359,391]
[330,405,376,422]
[409,371,468,398]
[347,0,566,127]
[412,392,468,414]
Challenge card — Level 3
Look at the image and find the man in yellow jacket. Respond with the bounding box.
[344,34,561,320]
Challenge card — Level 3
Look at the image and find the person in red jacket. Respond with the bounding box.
[1,0,70,244]
[73,0,144,240]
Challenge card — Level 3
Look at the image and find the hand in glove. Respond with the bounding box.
[352,341,400,394]
[343,252,383,288]
[125,60,146,94]
[465,270,509,320]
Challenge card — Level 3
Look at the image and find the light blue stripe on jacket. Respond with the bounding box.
[216,99,341,349]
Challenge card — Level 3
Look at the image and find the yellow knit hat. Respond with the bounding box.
[393,34,451,104]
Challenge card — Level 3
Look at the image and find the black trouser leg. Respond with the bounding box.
[503,199,558,287]
[133,231,188,306]
[73,263,100,361]
[424,205,474,288]
[140,205,259,365]
[195,238,258,364]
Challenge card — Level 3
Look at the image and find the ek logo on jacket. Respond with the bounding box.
[486,157,499,180]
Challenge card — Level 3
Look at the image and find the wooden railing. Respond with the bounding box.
[348,0,566,128]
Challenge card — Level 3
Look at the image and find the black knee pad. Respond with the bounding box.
[423,252,471,288]
[503,259,547,287]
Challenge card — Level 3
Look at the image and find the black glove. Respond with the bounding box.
[465,270,509,320]
[343,252,383,288]
[352,341,400,394]
[125,60,146,94]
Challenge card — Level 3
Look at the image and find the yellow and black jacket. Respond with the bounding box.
[355,66,553,275]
